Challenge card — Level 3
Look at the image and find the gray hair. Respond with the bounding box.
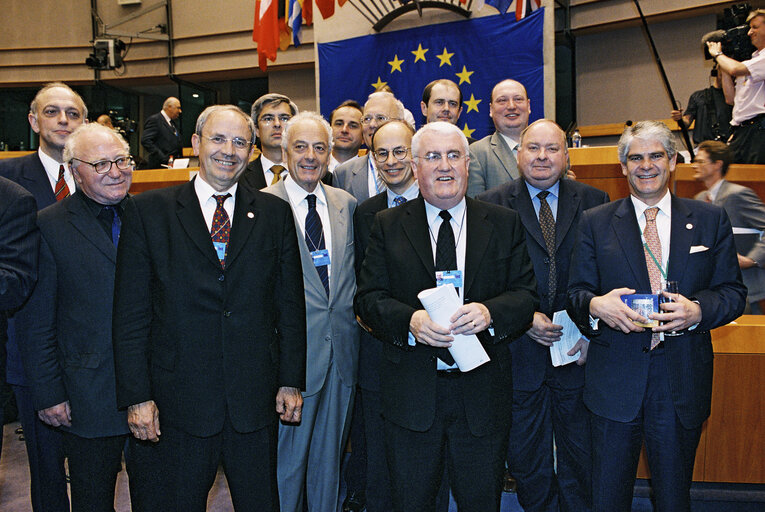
[617,120,677,165]
[30,82,88,119]
[365,91,405,120]
[251,93,299,122]
[63,123,130,165]
[412,121,468,158]
[281,111,333,152]
[195,105,256,144]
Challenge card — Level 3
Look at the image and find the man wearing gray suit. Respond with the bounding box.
[693,140,765,313]
[334,91,405,202]
[264,111,360,512]
[467,79,531,197]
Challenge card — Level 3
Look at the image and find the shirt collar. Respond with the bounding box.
[630,189,672,220]
[498,132,520,153]
[525,179,560,201]
[75,189,128,216]
[424,197,466,228]
[386,181,419,204]
[284,174,327,207]
[161,110,173,125]
[38,147,66,180]
[709,179,725,201]
[194,174,237,204]
[260,154,283,173]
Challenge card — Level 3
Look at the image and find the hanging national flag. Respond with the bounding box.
[288,0,303,45]
[515,0,541,20]
[253,0,279,71]
[484,0,511,15]
[318,10,545,141]
[315,0,335,20]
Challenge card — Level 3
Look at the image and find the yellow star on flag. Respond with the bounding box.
[455,66,474,85]
[411,44,429,63]
[463,94,482,113]
[436,48,454,67]
[462,123,476,139]
[388,55,404,73]
[371,76,388,90]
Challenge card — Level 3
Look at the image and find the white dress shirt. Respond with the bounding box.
[260,155,287,185]
[39,148,76,195]
[283,175,333,279]
[194,175,237,230]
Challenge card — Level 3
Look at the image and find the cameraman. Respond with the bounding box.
[671,67,732,145]
[707,8,765,164]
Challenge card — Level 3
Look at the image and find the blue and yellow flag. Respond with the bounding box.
[317,9,544,141]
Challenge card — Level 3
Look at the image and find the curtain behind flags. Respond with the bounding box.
[318,9,544,142]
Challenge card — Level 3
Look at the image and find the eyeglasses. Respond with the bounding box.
[201,135,252,150]
[373,146,410,163]
[361,114,391,125]
[416,151,465,164]
[259,114,292,125]
[70,156,134,175]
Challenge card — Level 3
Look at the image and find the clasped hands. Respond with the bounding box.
[410,302,491,347]
[589,287,702,334]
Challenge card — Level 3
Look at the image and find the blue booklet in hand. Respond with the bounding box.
[621,293,659,328]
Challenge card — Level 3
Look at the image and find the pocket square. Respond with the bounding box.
[690,245,709,254]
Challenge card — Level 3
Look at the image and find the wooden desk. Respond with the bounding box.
[129,168,197,194]
[0,151,34,160]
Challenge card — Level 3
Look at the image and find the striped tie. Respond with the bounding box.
[305,194,329,296]
[55,164,70,201]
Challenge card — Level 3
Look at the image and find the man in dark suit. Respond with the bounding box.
[0,176,39,460]
[0,81,86,512]
[355,121,538,511]
[478,119,609,512]
[21,124,141,511]
[113,105,306,511]
[140,96,183,169]
[692,140,765,313]
[240,93,298,190]
[567,120,746,512]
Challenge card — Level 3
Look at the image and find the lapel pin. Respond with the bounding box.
[247,212,254,219]
[686,223,693,230]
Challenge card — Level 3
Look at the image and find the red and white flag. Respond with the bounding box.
[253,0,279,71]
[515,0,541,20]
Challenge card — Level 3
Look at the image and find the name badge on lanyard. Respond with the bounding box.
[311,249,330,267]
[435,270,463,288]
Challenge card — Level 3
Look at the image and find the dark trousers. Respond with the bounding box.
[12,384,69,512]
[62,432,125,512]
[384,374,506,512]
[508,374,592,512]
[157,416,279,512]
[590,348,703,512]
[729,117,765,164]
[343,385,367,495]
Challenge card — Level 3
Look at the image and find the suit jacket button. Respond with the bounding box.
[223,311,231,317]
[218,274,225,281]
[642,346,650,353]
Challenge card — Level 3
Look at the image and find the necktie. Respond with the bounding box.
[55,164,70,202]
[537,191,557,312]
[271,165,285,185]
[211,194,232,268]
[103,206,121,247]
[306,194,330,297]
[392,195,407,207]
[643,207,662,349]
[435,210,457,365]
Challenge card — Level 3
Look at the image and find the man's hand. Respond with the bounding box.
[566,168,577,180]
[567,337,590,366]
[128,400,161,442]
[38,401,71,427]
[651,291,702,332]
[276,386,303,424]
[738,253,757,269]
[671,109,683,122]
[589,288,646,333]
[526,312,563,347]
[449,302,492,335]
[410,310,453,347]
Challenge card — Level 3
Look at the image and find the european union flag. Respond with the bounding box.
[317,9,544,141]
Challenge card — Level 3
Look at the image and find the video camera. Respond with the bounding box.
[702,3,756,62]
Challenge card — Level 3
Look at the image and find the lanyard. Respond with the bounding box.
[642,240,668,281]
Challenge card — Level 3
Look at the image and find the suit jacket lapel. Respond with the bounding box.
[513,181,547,253]
[352,155,370,200]
[491,132,518,181]
[66,196,117,262]
[464,198,492,297]
[22,154,57,207]
[555,179,580,253]
[225,185,258,267]
[612,198,652,291]
[714,180,731,204]
[324,185,347,301]
[175,180,221,269]
[667,195,693,285]
[402,198,436,281]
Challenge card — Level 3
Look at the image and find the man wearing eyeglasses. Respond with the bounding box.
[0,81,87,512]
[241,93,298,190]
[355,121,538,511]
[262,111,359,512]
[334,91,406,202]
[113,105,306,511]
[19,123,140,511]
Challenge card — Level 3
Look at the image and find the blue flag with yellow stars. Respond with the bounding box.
[317,9,544,142]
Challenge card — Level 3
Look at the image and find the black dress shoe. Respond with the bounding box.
[342,490,366,511]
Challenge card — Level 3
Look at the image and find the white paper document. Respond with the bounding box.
[550,310,584,367]
[417,284,490,372]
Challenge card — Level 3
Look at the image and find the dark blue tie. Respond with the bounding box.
[103,206,121,247]
[305,194,329,297]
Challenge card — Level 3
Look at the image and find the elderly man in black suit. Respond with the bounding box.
[113,105,306,511]
[20,124,140,511]
[355,121,538,511]
[0,81,86,512]
[140,96,183,169]
[478,119,609,512]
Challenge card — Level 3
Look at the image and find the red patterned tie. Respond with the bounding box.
[643,207,662,349]
[55,164,70,201]
[210,194,231,268]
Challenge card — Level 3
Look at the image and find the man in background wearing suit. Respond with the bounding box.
[355,122,538,511]
[567,120,746,512]
[264,111,359,512]
[0,81,85,512]
[478,119,609,512]
[693,140,765,313]
[21,124,140,511]
[328,100,364,177]
[140,96,183,169]
[0,177,39,462]
[334,91,405,202]
[113,105,306,511]
[467,79,530,197]
[241,93,297,190]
